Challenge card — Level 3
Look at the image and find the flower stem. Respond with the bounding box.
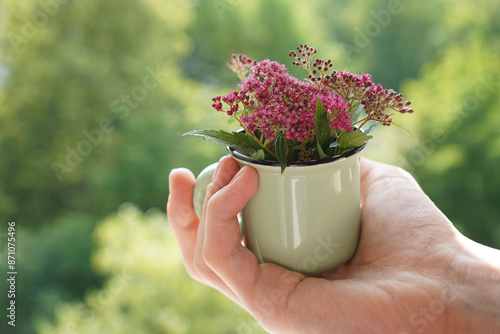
[332,129,340,141]
[351,102,361,109]
[353,116,371,130]
[294,138,311,151]
[233,116,278,160]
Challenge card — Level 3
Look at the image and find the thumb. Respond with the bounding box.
[204,165,259,259]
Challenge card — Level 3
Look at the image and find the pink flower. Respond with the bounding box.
[211,46,411,147]
[323,70,412,127]
[212,102,223,111]
[198,45,414,170]
[238,60,320,142]
[317,90,352,132]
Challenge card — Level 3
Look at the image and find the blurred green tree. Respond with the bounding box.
[0,1,222,333]
[183,0,313,86]
[299,0,450,89]
[0,0,219,226]
[1,0,499,333]
[37,205,267,334]
[401,20,500,248]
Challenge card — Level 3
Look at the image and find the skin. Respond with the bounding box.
[167,156,500,333]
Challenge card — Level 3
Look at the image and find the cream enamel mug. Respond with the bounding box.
[193,146,364,275]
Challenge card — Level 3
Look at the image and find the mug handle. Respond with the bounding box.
[192,162,245,237]
[193,162,218,219]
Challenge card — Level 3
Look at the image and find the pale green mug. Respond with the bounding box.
[193,146,365,275]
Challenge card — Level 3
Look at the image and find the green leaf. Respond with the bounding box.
[339,130,373,151]
[316,142,328,160]
[326,141,340,157]
[250,149,265,160]
[314,96,333,154]
[275,136,288,173]
[364,121,379,134]
[390,121,412,135]
[183,129,261,156]
[350,103,364,123]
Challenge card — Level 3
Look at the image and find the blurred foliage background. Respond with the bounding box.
[0,0,499,333]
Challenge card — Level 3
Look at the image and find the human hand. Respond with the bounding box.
[167,156,500,333]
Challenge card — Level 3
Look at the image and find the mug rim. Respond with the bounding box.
[227,142,366,168]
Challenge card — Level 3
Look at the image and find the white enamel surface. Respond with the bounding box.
[235,152,362,275]
[193,163,218,219]
[193,152,363,275]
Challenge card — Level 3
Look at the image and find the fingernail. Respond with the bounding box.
[212,163,222,183]
[229,166,246,185]
[212,156,230,182]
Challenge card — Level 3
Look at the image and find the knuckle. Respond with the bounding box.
[184,265,199,280]
[206,193,224,215]
[379,163,417,185]
[193,254,212,279]
[202,247,218,267]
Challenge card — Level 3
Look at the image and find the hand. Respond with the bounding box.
[167,156,500,333]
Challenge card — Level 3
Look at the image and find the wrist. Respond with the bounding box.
[446,234,500,333]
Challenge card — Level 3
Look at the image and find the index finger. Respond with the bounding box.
[167,168,201,279]
[202,165,305,321]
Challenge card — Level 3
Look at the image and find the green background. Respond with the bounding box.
[0,0,499,333]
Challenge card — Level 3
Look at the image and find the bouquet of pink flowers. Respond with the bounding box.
[186,45,412,172]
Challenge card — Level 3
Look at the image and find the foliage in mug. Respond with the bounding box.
[185,45,413,172]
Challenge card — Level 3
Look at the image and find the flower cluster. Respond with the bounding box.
[213,59,352,143]
[190,45,413,172]
[323,70,413,127]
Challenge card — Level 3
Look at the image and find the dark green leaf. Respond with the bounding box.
[275,136,288,173]
[314,97,333,154]
[326,141,340,157]
[250,149,265,160]
[350,103,364,123]
[339,130,373,151]
[317,142,328,160]
[183,129,261,156]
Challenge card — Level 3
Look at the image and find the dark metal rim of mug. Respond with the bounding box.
[227,141,367,168]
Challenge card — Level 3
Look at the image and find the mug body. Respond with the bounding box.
[230,148,363,275]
